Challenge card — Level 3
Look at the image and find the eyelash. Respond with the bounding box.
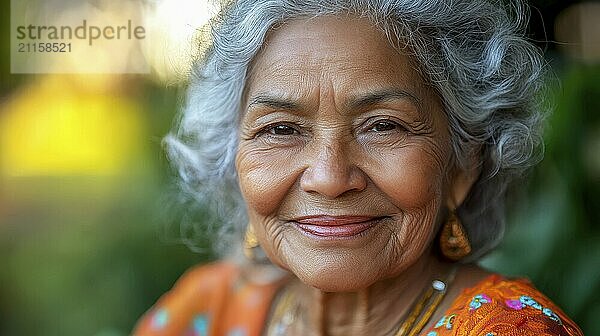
[366,119,405,133]
[254,118,407,139]
[256,123,302,138]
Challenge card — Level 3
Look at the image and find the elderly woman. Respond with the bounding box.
[134,0,583,335]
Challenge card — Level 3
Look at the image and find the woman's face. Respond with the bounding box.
[236,17,458,291]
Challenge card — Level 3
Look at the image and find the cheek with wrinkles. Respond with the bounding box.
[380,199,440,274]
[398,202,439,245]
[248,212,290,267]
[237,145,303,216]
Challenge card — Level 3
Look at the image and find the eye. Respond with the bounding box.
[368,120,401,132]
[263,124,300,136]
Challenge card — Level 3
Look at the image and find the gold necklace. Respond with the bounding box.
[266,267,457,336]
[394,267,457,336]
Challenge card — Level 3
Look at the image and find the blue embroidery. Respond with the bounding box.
[519,296,542,310]
[434,315,455,330]
[469,294,491,310]
[192,314,209,335]
[434,316,445,328]
[151,308,169,330]
[542,307,562,324]
[519,296,563,325]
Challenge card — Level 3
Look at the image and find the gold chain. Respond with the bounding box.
[395,269,456,336]
[266,267,457,336]
[266,282,299,335]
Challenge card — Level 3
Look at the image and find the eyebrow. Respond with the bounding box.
[247,95,300,110]
[246,88,423,114]
[346,89,422,111]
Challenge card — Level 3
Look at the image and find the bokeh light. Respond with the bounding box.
[143,0,220,83]
[0,76,145,176]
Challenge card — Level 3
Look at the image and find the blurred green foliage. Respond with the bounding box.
[480,63,600,335]
[0,82,214,336]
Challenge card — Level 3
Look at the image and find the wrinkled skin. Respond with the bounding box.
[235,16,482,335]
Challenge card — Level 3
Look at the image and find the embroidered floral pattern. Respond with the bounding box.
[519,295,563,324]
[186,314,209,336]
[469,294,491,311]
[434,314,456,330]
[543,307,562,324]
[150,308,169,330]
[520,295,542,310]
[434,316,445,328]
[134,263,583,336]
[505,299,524,310]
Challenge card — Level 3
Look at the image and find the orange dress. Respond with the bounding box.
[133,261,583,336]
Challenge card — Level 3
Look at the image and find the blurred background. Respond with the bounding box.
[0,0,598,335]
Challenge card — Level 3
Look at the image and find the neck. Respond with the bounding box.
[288,251,451,336]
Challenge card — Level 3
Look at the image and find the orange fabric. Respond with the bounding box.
[423,274,583,336]
[133,262,285,336]
[133,262,583,336]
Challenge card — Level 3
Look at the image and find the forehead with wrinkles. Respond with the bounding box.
[246,17,423,97]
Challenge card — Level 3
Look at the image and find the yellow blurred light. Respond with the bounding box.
[0,76,145,176]
[143,0,220,82]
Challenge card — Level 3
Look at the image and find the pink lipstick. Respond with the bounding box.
[292,215,380,238]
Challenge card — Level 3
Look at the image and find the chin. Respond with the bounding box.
[286,257,383,292]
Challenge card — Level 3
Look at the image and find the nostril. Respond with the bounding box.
[299,163,368,198]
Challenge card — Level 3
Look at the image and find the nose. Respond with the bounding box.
[300,141,368,198]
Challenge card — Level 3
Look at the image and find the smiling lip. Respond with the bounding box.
[292,215,380,237]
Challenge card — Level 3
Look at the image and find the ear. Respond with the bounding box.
[446,153,482,209]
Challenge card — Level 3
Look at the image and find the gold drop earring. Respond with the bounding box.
[439,210,472,261]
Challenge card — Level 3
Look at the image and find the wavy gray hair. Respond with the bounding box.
[163,0,546,260]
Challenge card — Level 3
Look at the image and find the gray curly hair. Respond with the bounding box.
[163,0,546,261]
